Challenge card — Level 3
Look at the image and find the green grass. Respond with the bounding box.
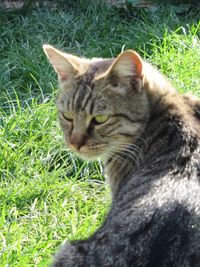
[0,2,200,266]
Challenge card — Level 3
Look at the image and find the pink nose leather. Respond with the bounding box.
[70,132,88,150]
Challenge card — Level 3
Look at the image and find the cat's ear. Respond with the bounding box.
[43,44,78,82]
[107,50,143,79]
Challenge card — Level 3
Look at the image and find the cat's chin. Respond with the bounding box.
[74,151,102,161]
[67,143,107,161]
[69,148,103,161]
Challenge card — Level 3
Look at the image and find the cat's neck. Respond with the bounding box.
[104,63,178,196]
[104,139,145,196]
[104,93,199,198]
[143,62,177,106]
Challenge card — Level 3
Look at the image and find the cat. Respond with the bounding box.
[43,44,200,267]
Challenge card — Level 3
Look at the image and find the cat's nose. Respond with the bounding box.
[70,132,88,150]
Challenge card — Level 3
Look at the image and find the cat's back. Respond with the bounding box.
[109,91,200,266]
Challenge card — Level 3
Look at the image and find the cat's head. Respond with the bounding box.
[43,45,149,161]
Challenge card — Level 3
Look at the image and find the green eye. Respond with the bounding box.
[93,115,109,124]
[62,112,73,121]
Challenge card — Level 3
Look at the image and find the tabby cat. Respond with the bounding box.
[43,44,200,267]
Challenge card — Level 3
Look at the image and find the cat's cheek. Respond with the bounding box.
[63,134,71,147]
[58,118,72,142]
[59,127,71,148]
[59,118,71,130]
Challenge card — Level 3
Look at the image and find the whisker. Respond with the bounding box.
[119,146,143,162]
[110,147,140,167]
[106,151,133,169]
[135,135,148,149]
[118,147,142,163]
[111,141,143,161]
[115,143,142,155]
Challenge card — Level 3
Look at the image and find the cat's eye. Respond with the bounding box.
[93,115,109,124]
[62,112,73,121]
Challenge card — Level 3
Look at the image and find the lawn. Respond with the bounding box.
[0,2,200,266]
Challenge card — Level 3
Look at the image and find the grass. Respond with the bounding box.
[0,2,200,266]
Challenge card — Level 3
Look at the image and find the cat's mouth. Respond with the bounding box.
[68,144,107,161]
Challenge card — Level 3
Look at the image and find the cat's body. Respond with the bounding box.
[43,45,200,267]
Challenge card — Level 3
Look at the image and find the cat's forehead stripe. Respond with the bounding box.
[80,88,93,111]
[71,59,114,113]
[73,82,93,113]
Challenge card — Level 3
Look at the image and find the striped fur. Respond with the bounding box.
[43,45,200,267]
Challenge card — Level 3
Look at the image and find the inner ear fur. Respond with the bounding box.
[43,44,79,82]
[107,50,143,79]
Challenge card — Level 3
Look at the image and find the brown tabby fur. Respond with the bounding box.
[43,45,200,267]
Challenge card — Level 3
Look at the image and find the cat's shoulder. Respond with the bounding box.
[175,93,200,136]
[183,93,200,123]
